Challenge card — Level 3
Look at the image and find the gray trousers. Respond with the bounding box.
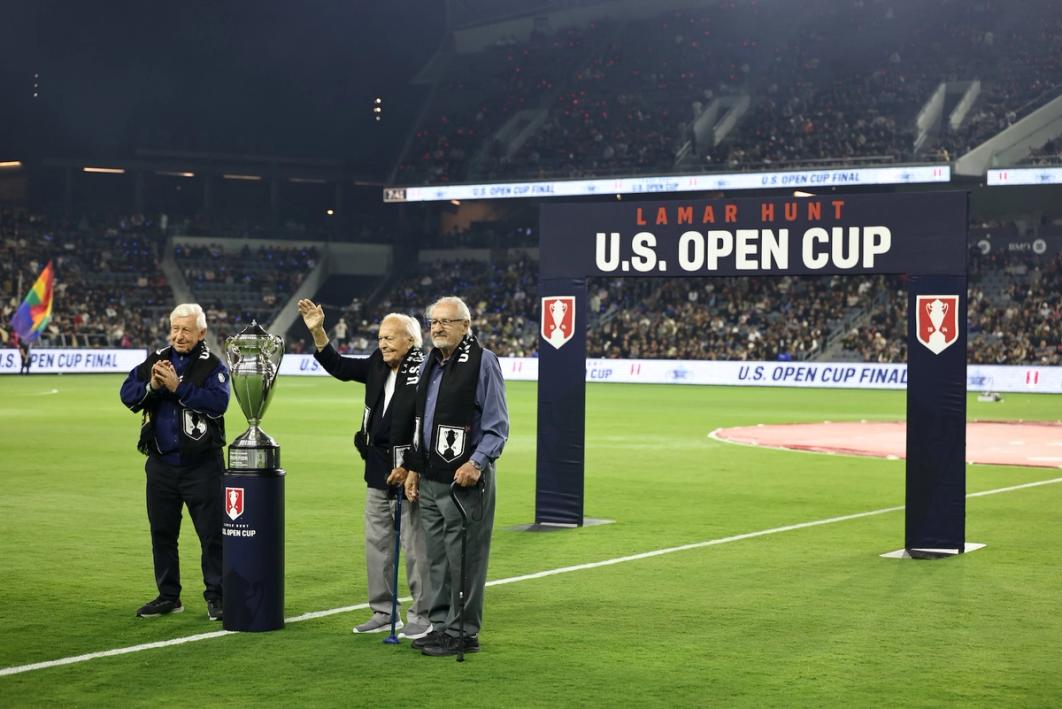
[419,465,496,637]
[364,487,430,625]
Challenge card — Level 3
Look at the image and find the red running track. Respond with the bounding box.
[712,420,1062,469]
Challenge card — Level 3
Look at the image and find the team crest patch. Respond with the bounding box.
[435,425,466,463]
[393,445,410,470]
[541,296,575,350]
[183,410,207,440]
[916,295,960,355]
[225,487,244,521]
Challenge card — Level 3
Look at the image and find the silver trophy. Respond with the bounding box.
[225,321,284,470]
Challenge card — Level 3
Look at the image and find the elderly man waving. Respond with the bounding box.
[298,299,432,640]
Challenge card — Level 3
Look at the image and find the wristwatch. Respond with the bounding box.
[470,459,483,472]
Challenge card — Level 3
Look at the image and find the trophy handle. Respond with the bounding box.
[261,334,285,375]
[225,342,242,372]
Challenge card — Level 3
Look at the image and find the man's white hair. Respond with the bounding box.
[428,296,471,321]
[382,312,423,348]
[170,303,207,330]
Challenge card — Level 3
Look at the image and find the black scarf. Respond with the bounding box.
[354,346,425,492]
[356,347,424,456]
[411,333,483,481]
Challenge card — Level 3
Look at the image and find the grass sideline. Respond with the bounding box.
[1,374,1060,707]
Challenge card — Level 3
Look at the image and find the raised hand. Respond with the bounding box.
[297,299,325,332]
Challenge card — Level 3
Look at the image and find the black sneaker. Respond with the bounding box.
[410,629,446,650]
[421,633,480,657]
[136,597,183,618]
[207,599,223,621]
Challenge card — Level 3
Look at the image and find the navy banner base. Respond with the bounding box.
[511,517,615,533]
[534,278,587,527]
[881,543,986,560]
[222,469,285,632]
[905,275,968,551]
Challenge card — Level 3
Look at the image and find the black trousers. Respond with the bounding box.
[145,453,223,602]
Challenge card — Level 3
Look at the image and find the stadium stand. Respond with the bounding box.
[838,249,1061,365]
[2,210,171,349]
[173,242,321,343]
[395,24,604,184]
[585,274,867,362]
[309,252,539,357]
[1019,138,1062,165]
[393,0,1062,183]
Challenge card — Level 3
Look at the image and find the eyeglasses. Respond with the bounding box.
[428,318,466,328]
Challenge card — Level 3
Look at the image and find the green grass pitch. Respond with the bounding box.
[1,374,1060,707]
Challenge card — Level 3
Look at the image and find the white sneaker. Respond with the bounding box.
[353,614,401,634]
[398,621,433,640]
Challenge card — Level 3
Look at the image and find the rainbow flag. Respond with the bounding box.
[10,261,55,343]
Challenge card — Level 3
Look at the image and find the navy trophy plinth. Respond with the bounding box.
[222,321,285,632]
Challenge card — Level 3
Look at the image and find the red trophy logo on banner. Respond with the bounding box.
[916,295,960,354]
[541,296,575,350]
[225,487,245,521]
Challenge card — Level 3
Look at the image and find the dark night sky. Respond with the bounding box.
[1,1,447,176]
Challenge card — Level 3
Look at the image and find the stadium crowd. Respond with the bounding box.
[1021,139,1062,166]
[394,24,602,185]
[314,253,539,357]
[1,210,322,350]
[840,250,1061,365]
[394,0,1062,184]
[174,242,320,342]
[1,209,170,349]
[585,274,865,361]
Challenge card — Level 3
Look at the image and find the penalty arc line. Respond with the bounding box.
[3,475,1061,678]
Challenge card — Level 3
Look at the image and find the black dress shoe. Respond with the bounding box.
[136,597,183,618]
[411,629,445,650]
[421,633,480,656]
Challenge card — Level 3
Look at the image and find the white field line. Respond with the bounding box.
[3,475,1061,678]
[5,388,62,397]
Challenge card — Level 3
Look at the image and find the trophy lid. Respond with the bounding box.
[225,320,284,361]
[231,320,271,340]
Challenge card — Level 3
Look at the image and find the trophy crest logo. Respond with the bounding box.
[541,296,575,350]
[916,295,960,355]
[225,487,245,521]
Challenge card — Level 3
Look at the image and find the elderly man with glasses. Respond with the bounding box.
[401,296,509,657]
[298,299,432,640]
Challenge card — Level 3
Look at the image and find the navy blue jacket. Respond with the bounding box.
[120,342,230,465]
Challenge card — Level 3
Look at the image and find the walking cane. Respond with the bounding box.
[449,480,470,662]
[383,488,403,645]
